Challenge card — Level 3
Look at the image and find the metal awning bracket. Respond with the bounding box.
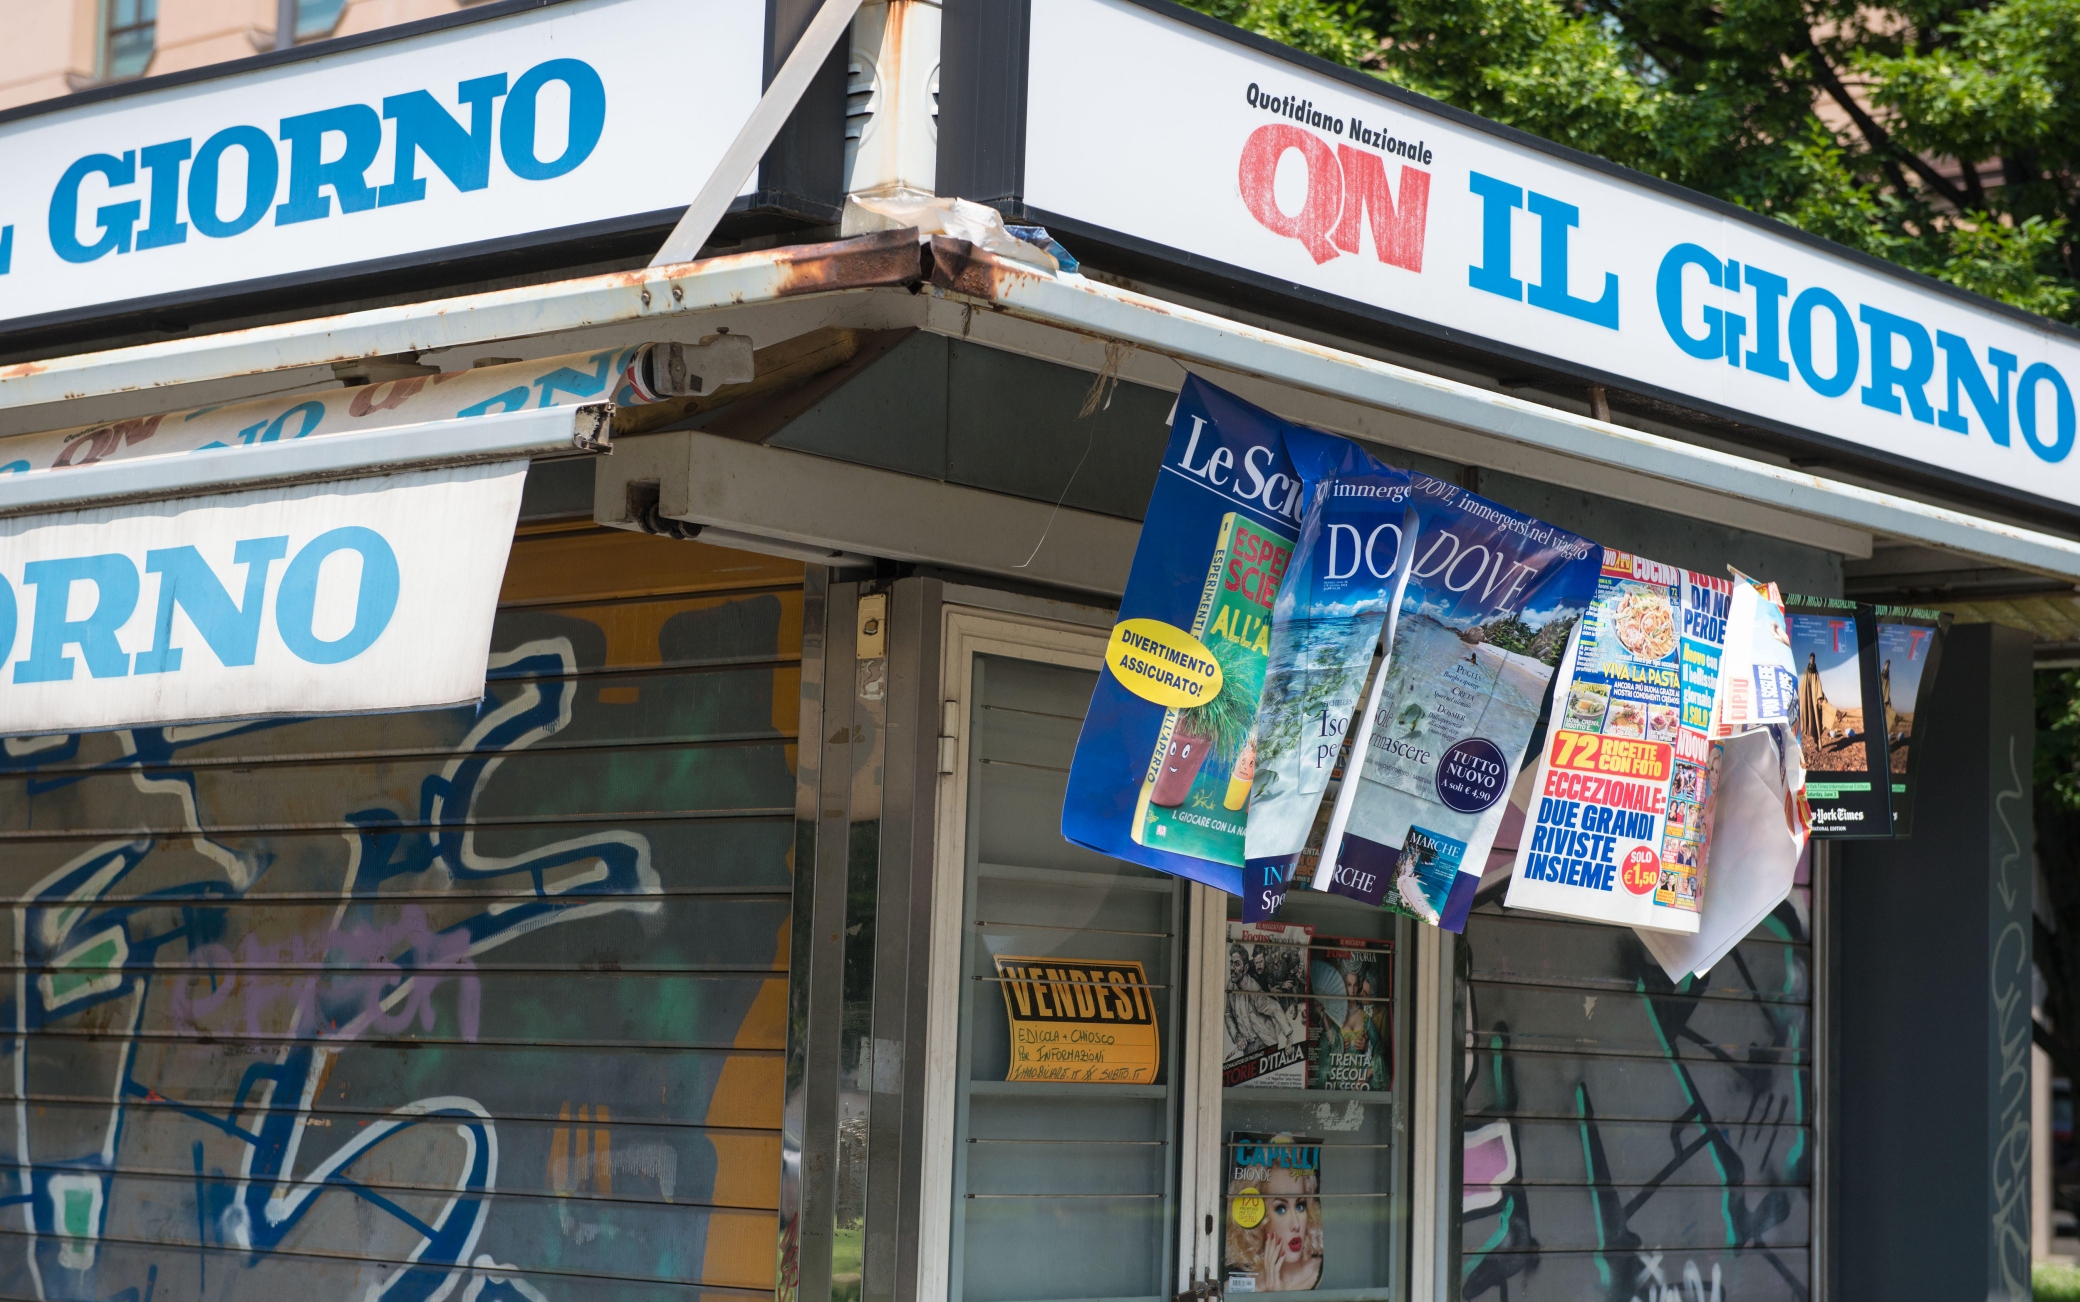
[572,403,615,454]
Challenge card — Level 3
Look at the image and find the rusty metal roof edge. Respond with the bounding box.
[0,230,927,418]
[920,238,2080,585]
[10,222,2080,581]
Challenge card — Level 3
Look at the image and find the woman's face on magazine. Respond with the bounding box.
[1261,1168,1312,1264]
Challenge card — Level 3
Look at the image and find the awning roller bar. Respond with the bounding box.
[0,404,608,520]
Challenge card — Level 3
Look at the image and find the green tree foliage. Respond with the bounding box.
[1182,0,2080,322]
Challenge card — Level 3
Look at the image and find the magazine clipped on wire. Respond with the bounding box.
[1872,603,1951,836]
[1060,377,1309,895]
[1503,551,1729,933]
[1241,433,1415,920]
[1062,375,1419,904]
[1636,569,1811,981]
[1312,476,1601,932]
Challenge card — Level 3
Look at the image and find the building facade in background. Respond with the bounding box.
[0,0,473,110]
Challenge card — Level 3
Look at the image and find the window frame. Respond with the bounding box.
[99,0,157,81]
[918,601,1454,1302]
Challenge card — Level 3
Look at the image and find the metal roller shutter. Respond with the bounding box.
[0,524,802,1301]
[1459,882,1815,1301]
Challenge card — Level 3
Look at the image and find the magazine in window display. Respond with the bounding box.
[1062,377,1306,894]
[1309,935,1392,1091]
[1872,604,1951,836]
[1784,594,1892,838]
[1315,475,1600,931]
[1504,552,1730,931]
[1224,1131,1324,1293]
[1224,921,1314,1088]
[1243,430,1415,920]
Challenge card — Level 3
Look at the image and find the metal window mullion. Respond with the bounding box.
[783,577,859,1302]
[876,577,943,1302]
[1408,923,1456,1297]
[776,568,829,1302]
[1177,882,1225,1289]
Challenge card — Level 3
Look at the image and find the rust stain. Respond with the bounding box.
[924,234,1050,302]
[6,230,924,404]
[768,227,925,297]
[638,226,922,297]
[0,357,55,381]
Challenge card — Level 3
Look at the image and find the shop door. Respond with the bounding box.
[0,525,802,1300]
[922,608,1416,1302]
[1458,868,1816,1299]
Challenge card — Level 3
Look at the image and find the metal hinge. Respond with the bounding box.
[937,700,959,775]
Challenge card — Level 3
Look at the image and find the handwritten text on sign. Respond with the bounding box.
[992,954,1160,1085]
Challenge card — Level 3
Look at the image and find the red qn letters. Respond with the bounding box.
[1237,124,1430,272]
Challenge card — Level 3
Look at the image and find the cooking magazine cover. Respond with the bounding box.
[1504,552,1729,932]
[1309,935,1392,1091]
[1315,475,1600,931]
[1224,1132,1324,1293]
[1243,430,1415,920]
[1061,376,1304,893]
[1785,594,1892,839]
[1873,604,1950,836]
[1224,921,1314,1088]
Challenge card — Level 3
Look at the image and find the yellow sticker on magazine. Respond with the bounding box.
[993,955,1160,1084]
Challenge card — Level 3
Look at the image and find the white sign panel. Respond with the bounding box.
[0,463,525,734]
[1022,0,2080,515]
[0,0,763,328]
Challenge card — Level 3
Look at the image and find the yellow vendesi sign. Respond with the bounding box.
[1105,618,1223,710]
[993,955,1161,1084]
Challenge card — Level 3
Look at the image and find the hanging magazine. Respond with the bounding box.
[1712,570,1799,737]
[1243,432,1415,920]
[1061,377,1305,893]
[1309,935,1392,1091]
[1224,921,1313,1088]
[1504,552,1729,931]
[1315,475,1600,931]
[1873,604,1950,837]
[1224,1131,1324,1293]
[1784,594,1892,839]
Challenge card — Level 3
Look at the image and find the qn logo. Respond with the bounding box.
[0,527,398,682]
